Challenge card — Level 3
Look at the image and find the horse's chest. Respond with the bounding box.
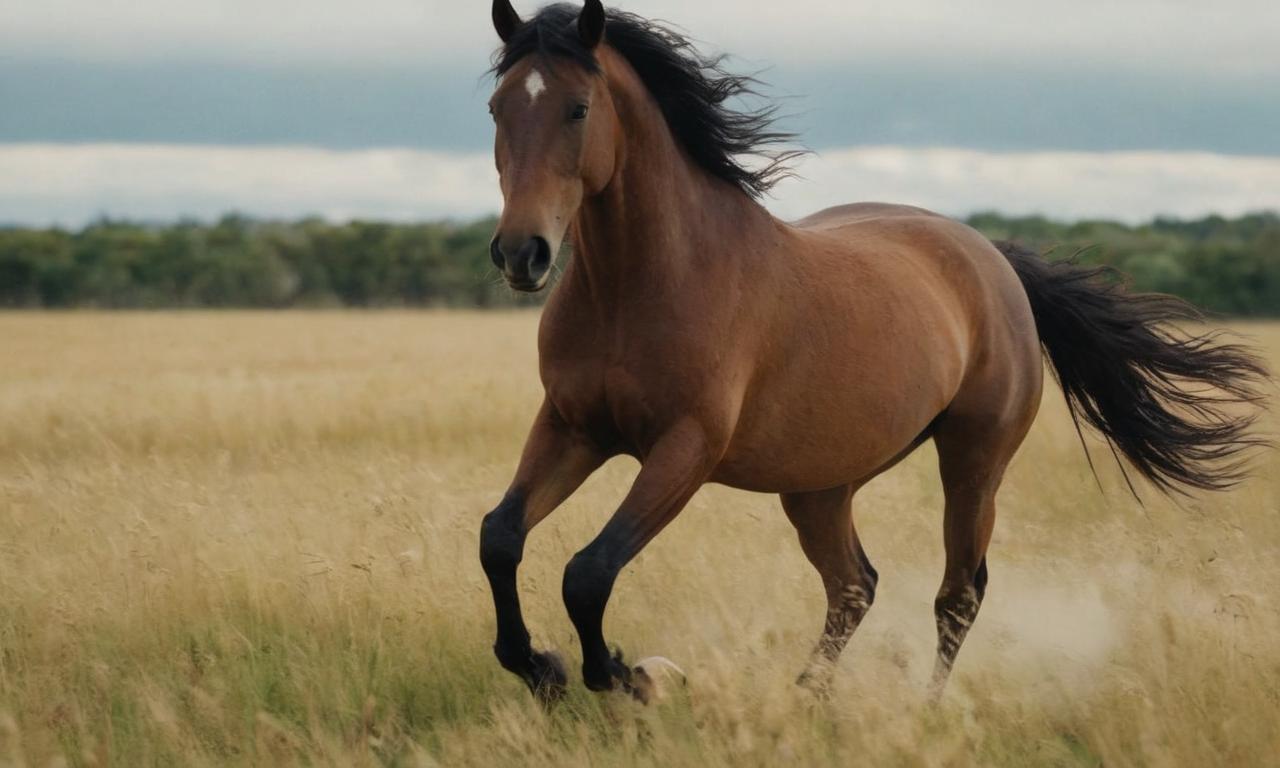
[543,359,672,455]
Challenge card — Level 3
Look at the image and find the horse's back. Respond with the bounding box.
[791,202,1031,328]
[791,202,944,231]
[789,202,1029,317]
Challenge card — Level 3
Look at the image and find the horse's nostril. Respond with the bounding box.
[510,238,551,284]
[489,238,506,270]
[498,236,553,287]
[529,237,551,275]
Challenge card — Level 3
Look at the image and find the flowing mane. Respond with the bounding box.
[492,3,803,198]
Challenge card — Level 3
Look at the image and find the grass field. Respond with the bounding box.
[1,311,1277,767]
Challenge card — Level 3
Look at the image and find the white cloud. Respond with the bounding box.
[769,147,1280,222]
[3,143,1279,228]
[0,144,500,226]
[2,0,1278,75]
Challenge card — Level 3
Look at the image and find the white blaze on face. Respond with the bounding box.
[524,69,547,103]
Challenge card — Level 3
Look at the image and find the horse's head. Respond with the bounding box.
[487,0,619,292]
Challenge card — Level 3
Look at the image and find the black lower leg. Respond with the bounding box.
[562,542,631,692]
[480,493,566,699]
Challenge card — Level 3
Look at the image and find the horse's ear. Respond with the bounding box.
[578,0,605,49]
[492,0,522,43]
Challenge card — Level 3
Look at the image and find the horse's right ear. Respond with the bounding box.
[493,0,522,43]
[578,0,606,49]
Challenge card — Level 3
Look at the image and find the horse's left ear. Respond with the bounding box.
[578,0,605,49]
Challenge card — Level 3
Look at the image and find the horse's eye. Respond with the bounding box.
[570,104,589,121]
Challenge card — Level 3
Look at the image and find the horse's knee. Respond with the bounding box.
[561,546,617,620]
[479,494,526,576]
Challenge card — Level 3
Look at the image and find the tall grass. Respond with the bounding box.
[0,311,1277,766]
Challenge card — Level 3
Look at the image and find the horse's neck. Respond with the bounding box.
[569,164,709,300]
[564,71,776,312]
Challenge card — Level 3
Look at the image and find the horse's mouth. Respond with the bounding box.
[506,278,547,293]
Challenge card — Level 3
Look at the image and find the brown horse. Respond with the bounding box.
[478,0,1267,703]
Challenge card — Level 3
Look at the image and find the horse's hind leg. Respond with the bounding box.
[929,468,994,695]
[782,484,877,693]
[928,402,1034,696]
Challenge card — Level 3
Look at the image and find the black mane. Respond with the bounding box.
[493,4,803,198]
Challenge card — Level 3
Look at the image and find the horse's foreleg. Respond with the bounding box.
[781,484,877,695]
[480,401,605,703]
[562,421,715,699]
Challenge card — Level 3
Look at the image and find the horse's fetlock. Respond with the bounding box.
[493,639,532,674]
[582,648,630,692]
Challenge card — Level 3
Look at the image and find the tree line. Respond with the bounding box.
[1,211,1278,315]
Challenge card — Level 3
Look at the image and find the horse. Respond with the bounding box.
[477,0,1267,704]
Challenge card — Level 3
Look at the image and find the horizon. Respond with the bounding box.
[4,204,1280,233]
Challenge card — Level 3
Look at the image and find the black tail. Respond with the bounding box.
[997,241,1269,496]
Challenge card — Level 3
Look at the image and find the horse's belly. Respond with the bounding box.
[711,399,938,492]
[711,339,961,493]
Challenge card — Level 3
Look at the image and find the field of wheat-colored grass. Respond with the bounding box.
[0,311,1277,767]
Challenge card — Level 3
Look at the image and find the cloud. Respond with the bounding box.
[769,147,1280,222]
[3,0,1279,76]
[3,143,1279,228]
[5,4,1276,157]
[7,58,1279,156]
[0,144,500,226]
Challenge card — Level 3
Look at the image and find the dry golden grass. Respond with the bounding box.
[0,310,1277,767]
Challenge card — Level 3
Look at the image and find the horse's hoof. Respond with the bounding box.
[528,650,568,707]
[631,656,687,704]
[795,667,833,700]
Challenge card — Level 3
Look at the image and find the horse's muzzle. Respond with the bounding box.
[491,235,551,291]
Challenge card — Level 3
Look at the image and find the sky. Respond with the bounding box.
[2,0,1279,225]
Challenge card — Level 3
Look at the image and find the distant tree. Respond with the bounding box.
[0,212,1275,314]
